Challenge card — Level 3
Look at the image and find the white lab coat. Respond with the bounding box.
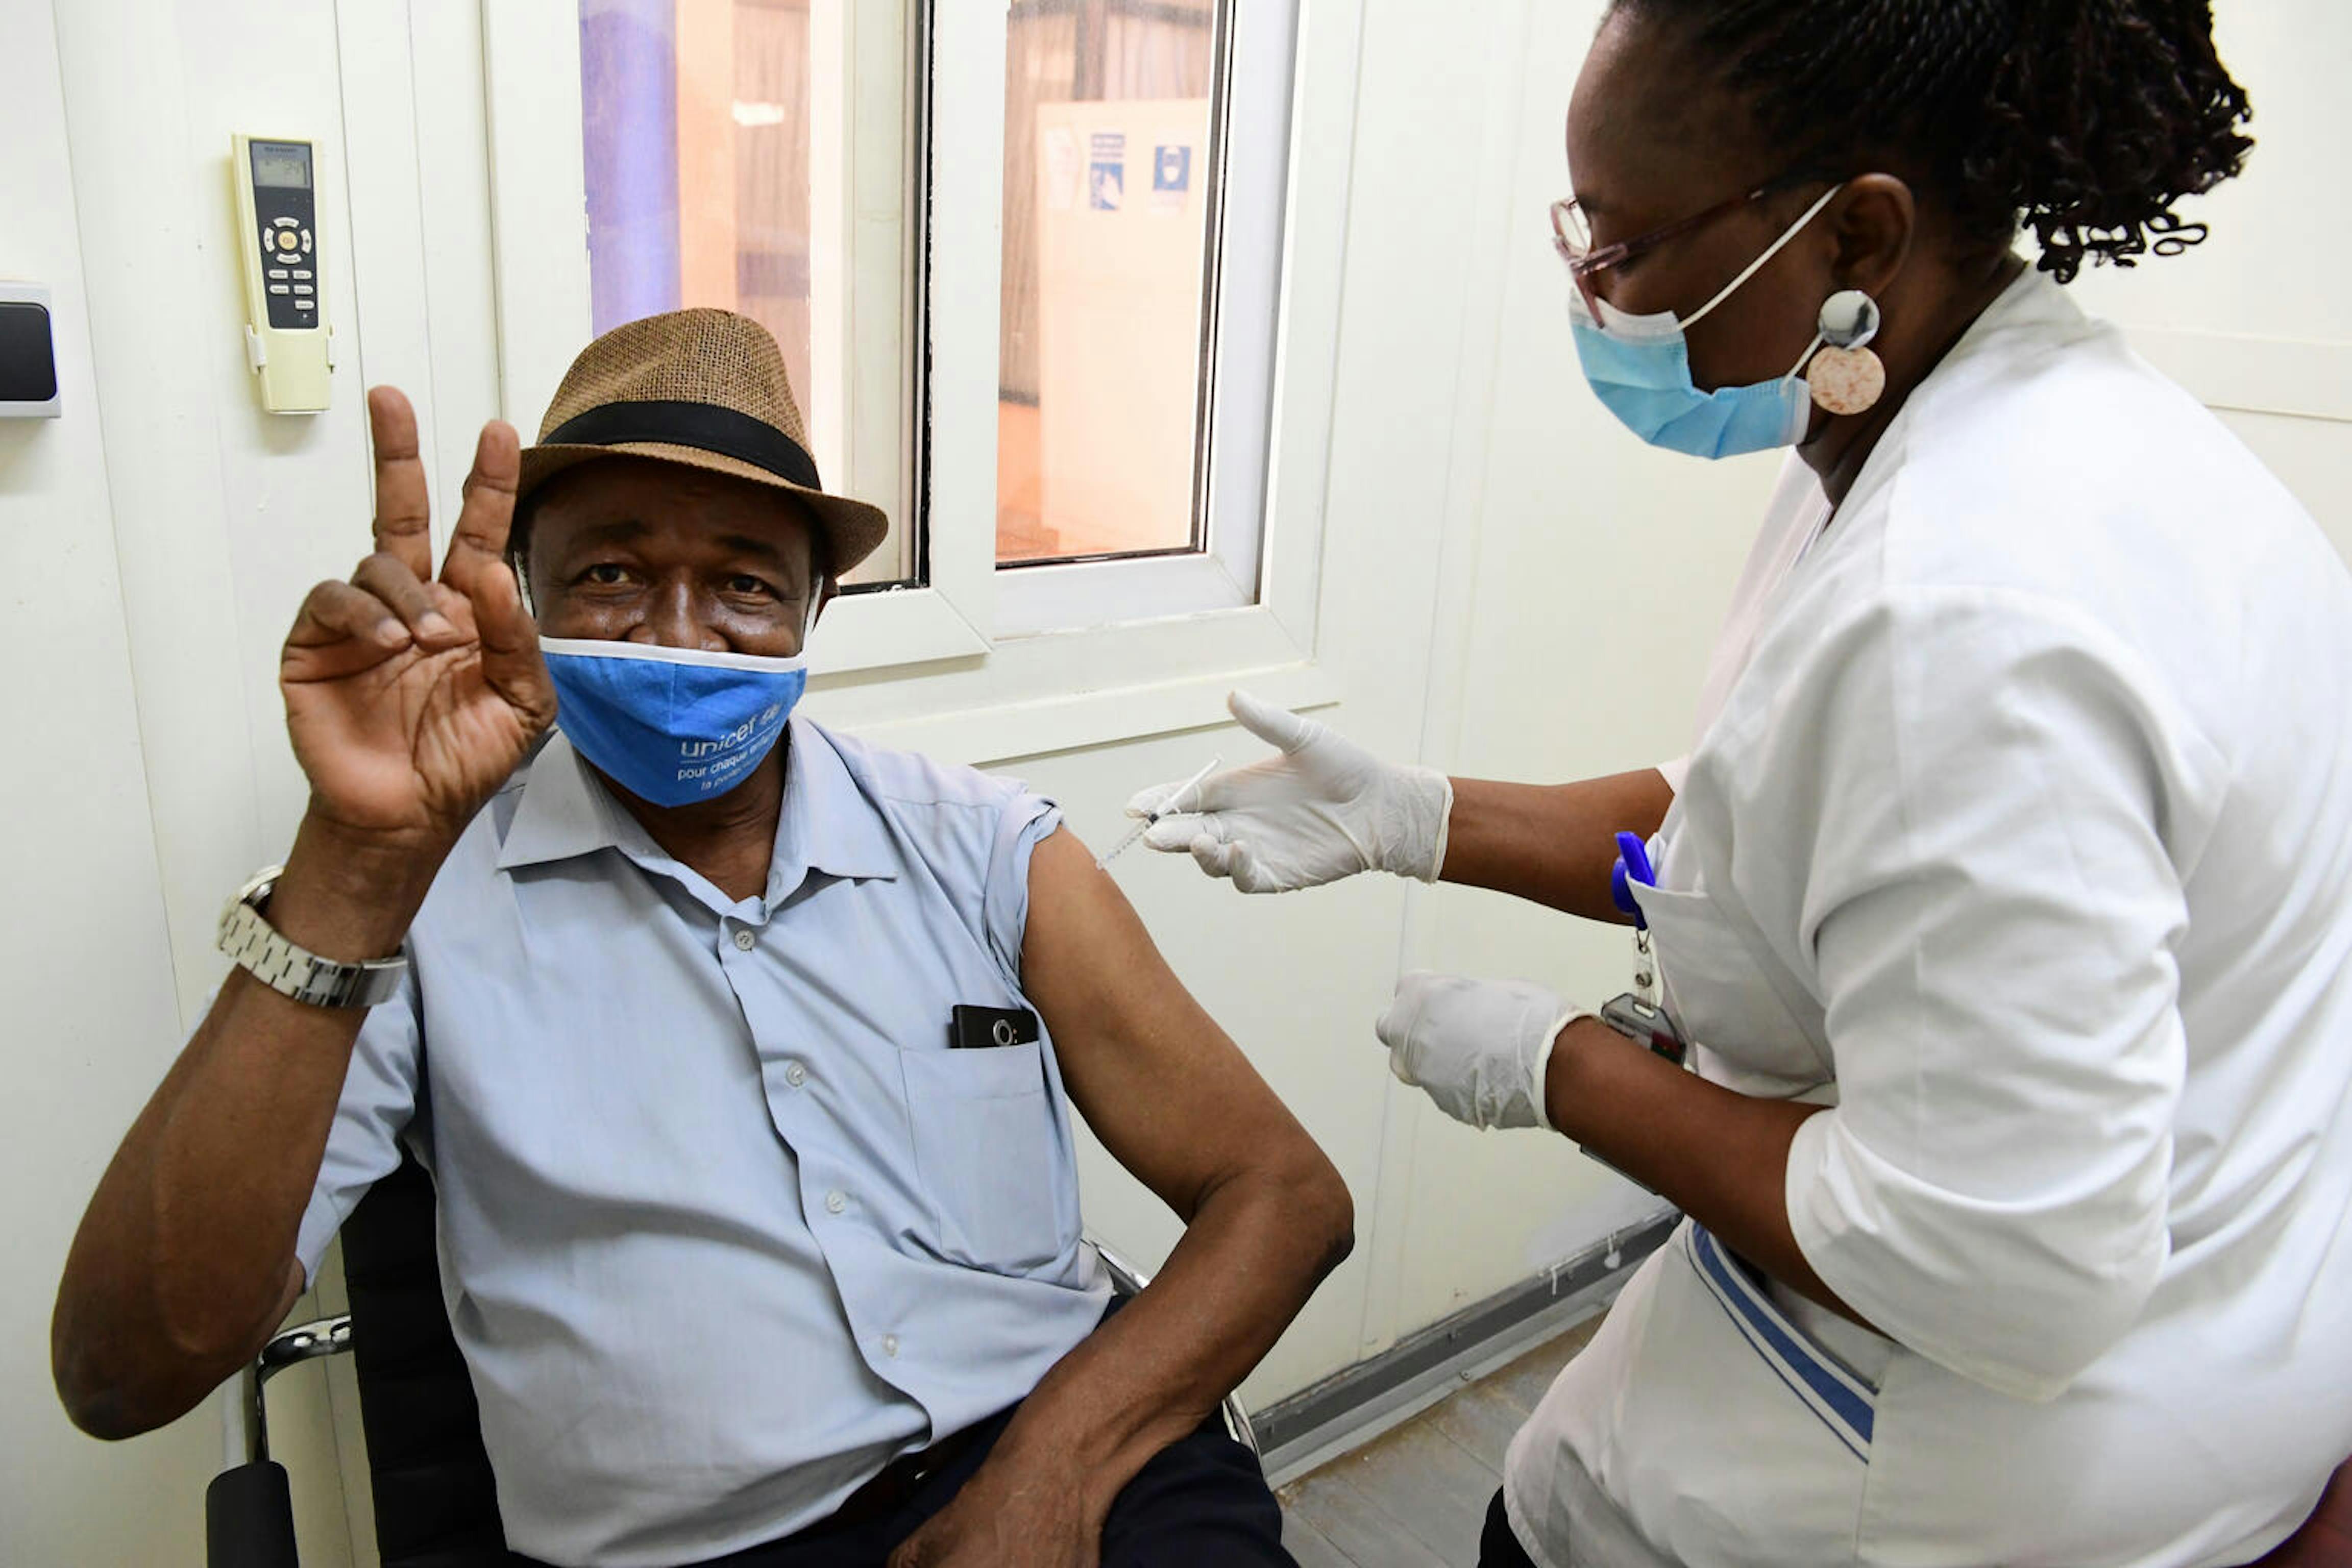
[1505,270,2352,1567]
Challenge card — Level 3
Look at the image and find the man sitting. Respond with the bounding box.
[52,310,1353,1568]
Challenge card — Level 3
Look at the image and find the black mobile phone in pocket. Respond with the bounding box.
[949,1004,1041,1051]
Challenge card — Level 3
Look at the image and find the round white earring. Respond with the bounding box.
[1806,288,1885,416]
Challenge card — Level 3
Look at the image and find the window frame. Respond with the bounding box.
[986,0,1292,640]
[479,0,1362,762]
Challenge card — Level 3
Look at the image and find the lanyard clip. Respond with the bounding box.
[1610,830,1655,929]
[1612,830,1660,1007]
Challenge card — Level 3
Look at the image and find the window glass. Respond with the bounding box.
[578,0,911,584]
[997,0,1222,566]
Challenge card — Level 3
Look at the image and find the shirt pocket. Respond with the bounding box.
[1630,877,1830,1094]
[898,1040,1075,1273]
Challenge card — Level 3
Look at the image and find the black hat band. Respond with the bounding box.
[542,399,821,492]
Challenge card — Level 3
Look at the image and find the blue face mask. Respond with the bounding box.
[540,638,809,807]
[1569,183,1843,460]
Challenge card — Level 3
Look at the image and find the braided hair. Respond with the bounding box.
[1612,1,2253,283]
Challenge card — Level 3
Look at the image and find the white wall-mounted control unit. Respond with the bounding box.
[0,282,61,419]
[230,134,334,413]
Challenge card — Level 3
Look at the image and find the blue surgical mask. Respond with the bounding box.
[1569,183,1843,460]
[540,638,809,807]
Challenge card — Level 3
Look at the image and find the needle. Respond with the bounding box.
[1098,755,1223,869]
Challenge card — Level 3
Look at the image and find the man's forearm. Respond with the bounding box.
[52,813,436,1438]
[1441,769,1674,921]
[1544,1018,1864,1323]
[973,1160,1352,1522]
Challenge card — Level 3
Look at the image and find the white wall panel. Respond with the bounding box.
[24,0,408,1555]
[1379,0,1770,1331]
[2064,6,2352,350]
[54,0,378,1022]
[0,5,239,1562]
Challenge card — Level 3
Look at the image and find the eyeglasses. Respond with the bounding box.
[1550,167,1821,316]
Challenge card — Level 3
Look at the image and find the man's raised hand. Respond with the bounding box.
[280,387,556,856]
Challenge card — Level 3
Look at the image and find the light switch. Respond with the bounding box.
[0,284,61,420]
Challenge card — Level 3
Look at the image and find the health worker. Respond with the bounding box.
[1129,3,2352,1564]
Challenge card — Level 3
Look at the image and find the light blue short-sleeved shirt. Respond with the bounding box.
[295,717,1110,1568]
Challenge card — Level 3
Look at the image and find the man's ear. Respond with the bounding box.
[805,571,838,640]
[506,500,540,617]
[508,548,538,619]
[1831,173,1915,300]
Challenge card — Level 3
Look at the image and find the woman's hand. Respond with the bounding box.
[1127,691,1453,893]
[280,387,556,861]
[1377,972,1588,1131]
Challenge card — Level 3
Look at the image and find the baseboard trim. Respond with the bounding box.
[1256,1208,1679,1487]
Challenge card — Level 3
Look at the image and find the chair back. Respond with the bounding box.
[339,1150,524,1567]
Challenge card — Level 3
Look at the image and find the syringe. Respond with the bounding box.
[1097,755,1223,868]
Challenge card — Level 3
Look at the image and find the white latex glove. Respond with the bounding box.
[1375,972,1590,1132]
[1125,691,1454,893]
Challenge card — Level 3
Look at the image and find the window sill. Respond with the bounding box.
[808,585,991,674]
[804,653,1339,769]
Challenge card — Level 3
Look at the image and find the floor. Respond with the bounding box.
[1277,1314,1605,1568]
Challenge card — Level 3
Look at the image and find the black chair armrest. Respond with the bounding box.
[208,1314,355,1568]
[206,1459,299,1568]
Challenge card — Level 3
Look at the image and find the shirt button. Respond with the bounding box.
[882,1335,900,1359]
[784,1061,807,1088]
[825,1190,847,1215]
[732,928,756,951]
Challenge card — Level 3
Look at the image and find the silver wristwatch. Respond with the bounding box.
[217,865,409,1009]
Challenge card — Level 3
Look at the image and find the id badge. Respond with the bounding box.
[1587,991,1690,1197]
[1599,991,1687,1068]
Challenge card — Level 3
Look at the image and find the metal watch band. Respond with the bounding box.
[216,865,408,1009]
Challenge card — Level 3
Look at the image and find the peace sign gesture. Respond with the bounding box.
[280,387,557,858]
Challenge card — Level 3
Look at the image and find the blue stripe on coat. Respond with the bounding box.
[1689,1225,1876,1453]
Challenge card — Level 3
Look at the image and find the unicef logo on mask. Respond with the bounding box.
[536,637,810,808]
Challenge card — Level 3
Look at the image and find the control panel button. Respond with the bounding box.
[300,229,313,251]
[292,284,313,296]
[290,270,312,280]
[267,268,288,280]
[276,234,298,253]
[294,301,314,313]
[267,283,290,295]
[273,216,298,229]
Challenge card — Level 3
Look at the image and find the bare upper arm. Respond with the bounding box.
[1019,828,1331,1220]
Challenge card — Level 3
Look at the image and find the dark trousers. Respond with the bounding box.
[509,1295,1287,1568]
[672,1403,1290,1567]
[1479,1488,1539,1568]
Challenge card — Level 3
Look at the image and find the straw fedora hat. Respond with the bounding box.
[516,307,889,575]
